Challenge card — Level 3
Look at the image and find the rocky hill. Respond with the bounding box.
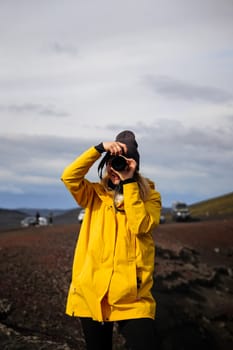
[189,192,233,219]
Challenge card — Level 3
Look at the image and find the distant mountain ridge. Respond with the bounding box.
[16,208,68,217]
[0,209,26,230]
[1,192,232,231]
[0,207,82,231]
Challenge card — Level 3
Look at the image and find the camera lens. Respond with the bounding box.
[111,156,127,171]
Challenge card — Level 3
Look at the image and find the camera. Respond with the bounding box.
[111,156,127,171]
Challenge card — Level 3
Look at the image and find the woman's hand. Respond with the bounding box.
[112,157,137,181]
[103,141,127,155]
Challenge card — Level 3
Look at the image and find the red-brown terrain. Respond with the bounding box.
[0,219,232,349]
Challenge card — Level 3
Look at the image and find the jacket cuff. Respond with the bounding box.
[121,177,136,185]
[95,142,105,153]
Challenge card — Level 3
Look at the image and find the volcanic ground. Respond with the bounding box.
[0,219,232,349]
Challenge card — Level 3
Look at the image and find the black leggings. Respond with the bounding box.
[80,317,156,350]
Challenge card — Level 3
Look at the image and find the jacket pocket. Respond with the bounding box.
[108,262,137,304]
[136,268,142,290]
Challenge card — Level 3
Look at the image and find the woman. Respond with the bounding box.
[61,130,161,350]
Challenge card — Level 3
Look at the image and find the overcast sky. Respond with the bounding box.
[0,0,233,210]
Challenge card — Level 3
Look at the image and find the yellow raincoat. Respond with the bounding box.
[61,146,161,322]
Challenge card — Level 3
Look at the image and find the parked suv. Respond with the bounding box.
[171,202,190,222]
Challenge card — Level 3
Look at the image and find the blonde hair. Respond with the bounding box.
[101,170,152,202]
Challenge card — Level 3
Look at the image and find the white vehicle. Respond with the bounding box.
[171,202,190,222]
[78,209,85,223]
[21,216,48,227]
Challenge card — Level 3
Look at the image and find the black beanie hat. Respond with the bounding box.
[115,130,140,170]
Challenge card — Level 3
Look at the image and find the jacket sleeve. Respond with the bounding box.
[123,181,161,235]
[61,146,101,208]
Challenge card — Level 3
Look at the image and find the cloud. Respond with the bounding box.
[0,118,232,207]
[0,0,232,208]
[49,42,79,56]
[0,134,92,177]
[0,103,69,118]
[144,75,233,103]
[0,185,24,195]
